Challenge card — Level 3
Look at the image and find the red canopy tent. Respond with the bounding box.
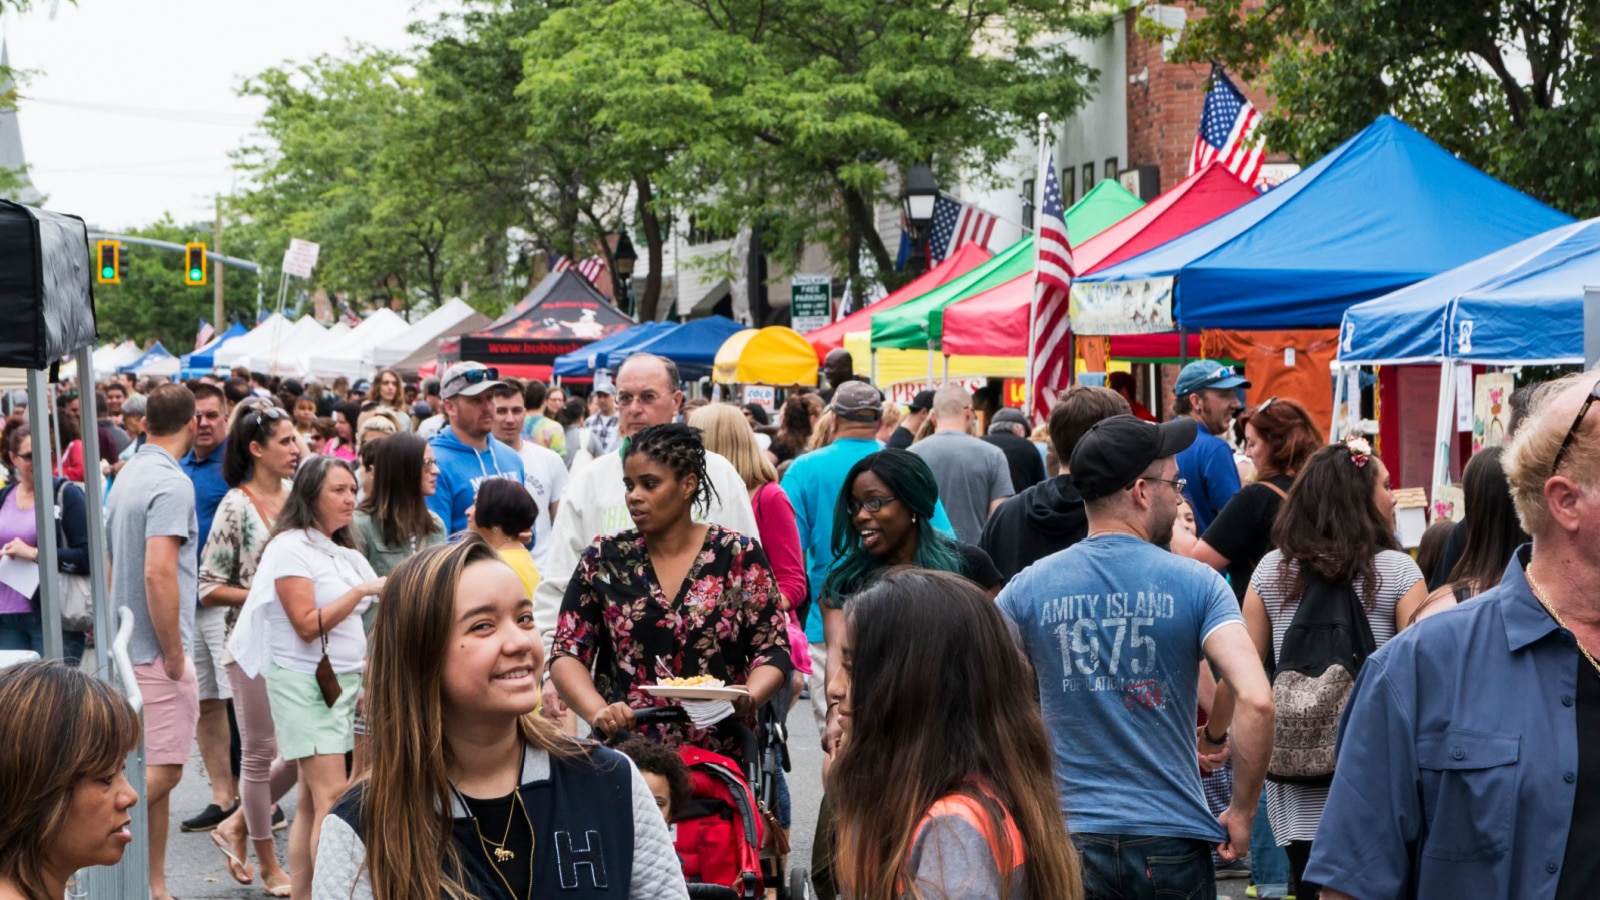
[940,164,1260,359]
[805,242,991,363]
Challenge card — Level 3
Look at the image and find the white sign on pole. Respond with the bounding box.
[1455,364,1473,432]
[790,275,833,334]
[744,385,776,410]
[282,239,321,279]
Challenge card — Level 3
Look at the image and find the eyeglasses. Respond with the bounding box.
[847,496,898,515]
[1550,378,1600,477]
[445,367,499,390]
[616,391,663,408]
[1133,476,1188,493]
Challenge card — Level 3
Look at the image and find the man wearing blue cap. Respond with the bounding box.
[1172,361,1250,533]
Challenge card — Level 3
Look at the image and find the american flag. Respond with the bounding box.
[1191,66,1265,187]
[551,253,607,286]
[928,194,999,263]
[194,317,215,351]
[1027,157,1074,425]
[337,298,362,328]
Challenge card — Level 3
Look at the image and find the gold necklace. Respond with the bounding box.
[450,741,535,900]
[1526,569,1600,678]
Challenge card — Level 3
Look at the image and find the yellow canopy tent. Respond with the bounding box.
[842,331,1025,385]
[713,326,820,386]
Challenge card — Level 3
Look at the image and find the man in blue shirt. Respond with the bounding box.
[782,381,952,731]
[428,362,526,534]
[177,381,237,832]
[996,414,1272,900]
[1172,360,1248,533]
[1310,373,1600,900]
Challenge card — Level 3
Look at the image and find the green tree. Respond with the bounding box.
[1170,0,1600,216]
[94,217,262,350]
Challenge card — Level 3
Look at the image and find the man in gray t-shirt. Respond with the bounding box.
[909,384,1013,545]
[103,383,199,900]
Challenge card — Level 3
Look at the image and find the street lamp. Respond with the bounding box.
[613,230,638,317]
[901,163,939,276]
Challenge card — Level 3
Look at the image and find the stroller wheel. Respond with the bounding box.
[787,863,814,900]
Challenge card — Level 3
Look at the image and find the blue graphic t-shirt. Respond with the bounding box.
[996,533,1243,843]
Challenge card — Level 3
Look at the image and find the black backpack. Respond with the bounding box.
[1266,569,1377,786]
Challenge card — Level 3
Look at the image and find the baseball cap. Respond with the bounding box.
[991,407,1029,429]
[592,371,615,395]
[439,362,506,399]
[830,381,884,422]
[1069,414,1198,500]
[121,394,147,417]
[908,389,936,413]
[1174,361,1251,397]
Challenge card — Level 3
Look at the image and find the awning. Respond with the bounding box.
[713,327,819,385]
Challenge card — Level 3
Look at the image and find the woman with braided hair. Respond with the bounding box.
[549,423,793,761]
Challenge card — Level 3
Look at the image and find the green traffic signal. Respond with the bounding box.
[102,266,115,279]
[189,268,203,280]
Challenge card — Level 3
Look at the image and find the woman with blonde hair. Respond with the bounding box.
[0,660,141,900]
[313,538,685,898]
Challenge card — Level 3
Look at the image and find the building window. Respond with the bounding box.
[1065,168,1076,205]
[1081,162,1095,192]
[686,212,736,246]
[1021,177,1036,230]
[1105,157,1119,182]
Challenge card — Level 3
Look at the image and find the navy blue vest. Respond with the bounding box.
[333,744,636,897]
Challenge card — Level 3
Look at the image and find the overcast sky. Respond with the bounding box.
[6,0,427,232]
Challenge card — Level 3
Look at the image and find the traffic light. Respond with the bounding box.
[96,240,120,284]
[184,242,208,286]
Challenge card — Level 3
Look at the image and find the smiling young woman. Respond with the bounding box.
[313,538,687,899]
[0,660,141,900]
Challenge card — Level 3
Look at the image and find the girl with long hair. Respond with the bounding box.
[0,661,141,900]
[312,538,687,899]
[549,423,792,759]
[364,368,411,432]
[201,405,300,894]
[1188,397,1323,600]
[1205,438,1427,900]
[827,569,1083,900]
[1422,445,1528,612]
[354,432,445,580]
[226,455,386,897]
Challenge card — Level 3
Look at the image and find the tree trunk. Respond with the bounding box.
[635,173,665,322]
[840,183,902,290]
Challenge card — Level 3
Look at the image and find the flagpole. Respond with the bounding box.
[1023,112,1050,418]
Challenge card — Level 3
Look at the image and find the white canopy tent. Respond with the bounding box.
[287,321,351,377]
[238,317,329,376]
[213,313,288,371]
[307,308,411,380]
[367,299,491,375]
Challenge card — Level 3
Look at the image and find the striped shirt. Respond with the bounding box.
[1251,549,1423,843]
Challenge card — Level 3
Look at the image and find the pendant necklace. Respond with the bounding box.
[449,738,534,899]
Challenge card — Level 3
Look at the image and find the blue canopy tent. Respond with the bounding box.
[1338,218,1600,489]
[551,321,675,379]
[118,342,176,376]
[181,321,248,375]
[617,315,747,380]
[1075,115,1573,332]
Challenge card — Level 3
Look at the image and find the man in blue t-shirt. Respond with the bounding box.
[996,414,1272,899]
[1171,360,1249,533]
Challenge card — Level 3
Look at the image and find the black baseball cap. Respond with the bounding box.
[1069,414,1198,500]
[908,389,936,412]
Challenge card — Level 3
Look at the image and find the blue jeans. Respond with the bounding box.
[1073,833,1217,900]
[0,610,84,663]
[1249,789,1290,894]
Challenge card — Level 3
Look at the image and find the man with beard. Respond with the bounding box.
[995,414,1273,900]
[1171,361,1249,533]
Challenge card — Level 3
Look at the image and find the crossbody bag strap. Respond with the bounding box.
[1260,480,1289,500]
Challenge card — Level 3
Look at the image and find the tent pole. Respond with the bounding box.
[941,353,949,384]
[926,348,934,390]
[26,369,62,660]
[870,348,878,386]
[1179,327,1189,367]
[1330,363,1347,441]
[1066,332,1076,387]
[1430,362,1457,497]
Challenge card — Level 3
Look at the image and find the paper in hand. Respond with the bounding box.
[0,555,40,598]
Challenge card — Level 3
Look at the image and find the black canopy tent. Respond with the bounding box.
[458,270,636,369]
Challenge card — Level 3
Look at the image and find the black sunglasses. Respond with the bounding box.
[245,405,290,436]
[446,367,499,389]
[1550,378,1600,477]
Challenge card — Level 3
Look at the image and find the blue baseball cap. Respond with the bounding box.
[1174,361,1250,397]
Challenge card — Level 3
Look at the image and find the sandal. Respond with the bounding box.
[262,881,292,898]
[209,831,254,885]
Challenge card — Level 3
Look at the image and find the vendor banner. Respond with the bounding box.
[884,377,985,404]
[1069,277,1175,335]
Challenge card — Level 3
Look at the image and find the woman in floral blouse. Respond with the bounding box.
[199,405,299,895]
[550,423,792,760]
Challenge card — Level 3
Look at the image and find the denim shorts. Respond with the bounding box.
[1073,832,1217,900]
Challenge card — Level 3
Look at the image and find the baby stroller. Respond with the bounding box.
[627,702,813,899]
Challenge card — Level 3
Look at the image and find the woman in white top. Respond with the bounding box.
[1204,438,1427,900]
[229,454,385,898]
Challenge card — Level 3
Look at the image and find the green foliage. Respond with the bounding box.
[93,217,262,350]
[1172,0,1600,217]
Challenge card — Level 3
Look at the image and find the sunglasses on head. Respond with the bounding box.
[446,367,499,389]
[1550,378,1600,477]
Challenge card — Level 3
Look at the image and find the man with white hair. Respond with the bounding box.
[908,383,1013,544]
[1309,372,1600,900]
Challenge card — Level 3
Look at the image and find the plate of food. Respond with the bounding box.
[641,675,748,701]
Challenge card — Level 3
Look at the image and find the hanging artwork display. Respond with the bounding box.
[1472,372,1515,454]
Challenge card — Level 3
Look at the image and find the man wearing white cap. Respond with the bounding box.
[426,362,526,534]
[586,371,621,453]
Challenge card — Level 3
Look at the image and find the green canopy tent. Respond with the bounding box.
[871,236,1037,351]
[1066,179,1146,245]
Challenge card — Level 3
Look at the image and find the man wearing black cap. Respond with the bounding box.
[995,414,1273,898]
[886,389,934,450]
[982,406,1046,495]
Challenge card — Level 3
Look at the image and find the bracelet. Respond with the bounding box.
[1202,725,1228,746]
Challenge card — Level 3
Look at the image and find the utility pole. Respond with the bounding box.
[213,196,225,328]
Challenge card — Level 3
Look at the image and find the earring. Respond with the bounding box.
[911,513,918,523]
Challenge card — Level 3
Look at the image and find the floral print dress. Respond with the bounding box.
[552,523,793,757]
[198,487,275,667]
